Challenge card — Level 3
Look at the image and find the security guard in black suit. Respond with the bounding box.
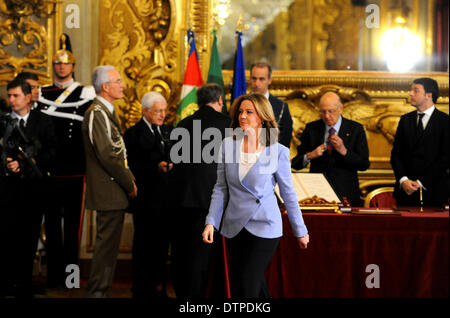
[38,34,95,288]
[0,79,56,298]
[250,62,293,148]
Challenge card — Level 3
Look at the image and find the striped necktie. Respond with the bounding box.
[327,127,335,154]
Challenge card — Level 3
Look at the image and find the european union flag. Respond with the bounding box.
[231,31,246,103]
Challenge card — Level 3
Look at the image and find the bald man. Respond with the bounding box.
[292,92,370,206]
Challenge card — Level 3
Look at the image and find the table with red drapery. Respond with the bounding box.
[265,209,449,297]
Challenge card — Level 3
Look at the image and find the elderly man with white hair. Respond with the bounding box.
[82,65,137,298]
[123,91,173,298]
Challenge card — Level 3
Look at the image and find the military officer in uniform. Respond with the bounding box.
[38,34,95,288]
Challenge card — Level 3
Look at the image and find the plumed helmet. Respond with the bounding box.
[52,33,75,64]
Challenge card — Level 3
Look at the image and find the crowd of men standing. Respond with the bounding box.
[0,37,448,299]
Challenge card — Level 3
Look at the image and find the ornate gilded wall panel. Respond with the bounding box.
[99,0,178,130]
[98,0,212,131]
[0,0,61,86]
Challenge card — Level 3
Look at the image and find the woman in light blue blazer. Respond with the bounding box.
[202,93,309,298]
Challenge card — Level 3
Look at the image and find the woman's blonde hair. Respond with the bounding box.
[230,93,279,146]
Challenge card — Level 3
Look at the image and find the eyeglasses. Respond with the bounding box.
[107,78,122,84]
[320,108,339,115]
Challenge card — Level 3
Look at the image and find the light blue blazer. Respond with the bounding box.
[205,136,308,239]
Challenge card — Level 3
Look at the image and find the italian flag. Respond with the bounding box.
[207,29,227,114]
[176,30,204,125]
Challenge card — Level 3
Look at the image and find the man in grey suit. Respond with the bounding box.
[81,65,137,298]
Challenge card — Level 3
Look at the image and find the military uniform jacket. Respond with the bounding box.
[81,97,135,211]
[40,84,95,175]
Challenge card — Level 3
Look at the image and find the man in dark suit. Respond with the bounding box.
[0,78,56,298]
[292,91,370,206]
[171,83,231,298]
[82,65,137,298]
[123,91,173,298]
[391,78,449,207]
[250,62,293,148]
[38,36,95,288]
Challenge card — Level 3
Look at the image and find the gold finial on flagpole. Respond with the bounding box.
[236,13,244,33]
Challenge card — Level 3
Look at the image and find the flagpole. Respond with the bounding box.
[231,14,247,103]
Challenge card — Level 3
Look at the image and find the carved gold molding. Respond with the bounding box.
[98,0,212,131]
[223,70,449,97]
[0,0,59,86]
[99,0,178,130]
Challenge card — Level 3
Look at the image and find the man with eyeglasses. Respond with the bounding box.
[38,34,96,289]
[82,65,137,298]
[124,91,173,298]
[292,91,370,206]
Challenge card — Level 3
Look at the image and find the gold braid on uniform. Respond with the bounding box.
[88,105,127,161]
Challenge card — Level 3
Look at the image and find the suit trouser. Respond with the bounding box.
[45,176,84,286]
[86,210,124,298]
[0,177,46,297]
[227,228,280,298]
[131,204,169,297]
[172,207,218,298]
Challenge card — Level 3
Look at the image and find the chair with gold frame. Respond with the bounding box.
[364,187,396,208]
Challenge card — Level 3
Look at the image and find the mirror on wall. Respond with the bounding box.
[214,0,448,72]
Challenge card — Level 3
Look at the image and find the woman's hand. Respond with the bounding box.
[202,224,215,244]
[296,234,309,249]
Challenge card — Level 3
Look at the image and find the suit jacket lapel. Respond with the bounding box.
[338,118,350,143]
[138,119,156,146]
[233,137,255,196]
[25,110,37,136]
[421,109,438,139]
[240,142,274,198]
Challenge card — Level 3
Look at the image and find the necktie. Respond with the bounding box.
[19,118,26,130]
[152,124,162,137]
[327,127,335,154]
[417,113,425,136]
